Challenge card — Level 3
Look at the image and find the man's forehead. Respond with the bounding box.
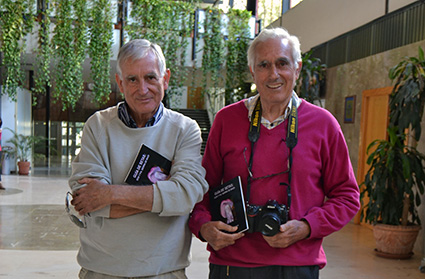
[258,37,290,47]
[123,51,157,66]
[122,58,160,75]
[255,39,292,59]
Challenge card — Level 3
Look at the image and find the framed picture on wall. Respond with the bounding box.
[344,96,356,123]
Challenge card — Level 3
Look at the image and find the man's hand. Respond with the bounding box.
[263,219,310,248]
[200,221,245,251]
[71,178,113,215]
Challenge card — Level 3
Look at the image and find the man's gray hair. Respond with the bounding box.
[247,28,302,72]
[116,39,167,78]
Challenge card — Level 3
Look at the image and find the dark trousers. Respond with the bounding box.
[209,264,319,279]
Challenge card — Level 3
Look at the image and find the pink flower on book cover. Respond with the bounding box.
[148,166,169,183]
[220,199,235,224]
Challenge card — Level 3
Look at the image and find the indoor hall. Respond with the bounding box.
[0,173,424,279]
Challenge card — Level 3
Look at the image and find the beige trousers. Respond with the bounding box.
[78,268,187,279]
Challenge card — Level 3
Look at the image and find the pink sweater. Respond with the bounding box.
[189,99,360,269]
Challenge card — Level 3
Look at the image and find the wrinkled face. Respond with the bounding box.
[115,51,170,121]
[250,38,301,106]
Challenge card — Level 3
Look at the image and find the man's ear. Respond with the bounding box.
[249,66,255,79]
[163,69,171,90]
[295,62,302,79]
[115,73,124,93]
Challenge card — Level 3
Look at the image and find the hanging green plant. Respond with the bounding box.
[257,0,281,30]
[0,0,35,101]
[126,2,251,111]
[201,7,225,115]
[52,0,85,110]
[125,0,146,40]
[71,0,89,105]
[224,8,251,105]
[89,0,113,104]
[163,1,193,103]
[32,0,52,103]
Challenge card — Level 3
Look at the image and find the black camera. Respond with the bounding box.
[246,200,288,236]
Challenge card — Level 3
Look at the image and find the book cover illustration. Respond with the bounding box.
[125,144,172,185]
[209,176,249,233]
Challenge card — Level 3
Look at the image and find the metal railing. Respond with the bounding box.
[312,1,425,68]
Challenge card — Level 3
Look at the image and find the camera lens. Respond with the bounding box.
[259,213,281,236]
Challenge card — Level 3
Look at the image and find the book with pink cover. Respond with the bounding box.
[125,144,171,185]
[209,176,249,233]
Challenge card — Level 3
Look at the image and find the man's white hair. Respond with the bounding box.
[247,28,302,72]
[116,39,167,78]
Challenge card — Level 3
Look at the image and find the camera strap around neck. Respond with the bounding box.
[246,95,298,209]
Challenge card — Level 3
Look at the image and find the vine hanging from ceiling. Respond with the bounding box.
[1,0,251,113]
[0,0,35,101]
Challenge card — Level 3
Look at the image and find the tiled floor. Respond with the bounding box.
[0,172,424,279]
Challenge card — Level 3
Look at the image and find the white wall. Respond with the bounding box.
[272,0,417,52]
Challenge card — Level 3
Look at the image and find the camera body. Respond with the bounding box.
[246,200,288,236]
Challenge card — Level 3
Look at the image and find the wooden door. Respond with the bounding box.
[354,86,392,224]
[187,87,205,109]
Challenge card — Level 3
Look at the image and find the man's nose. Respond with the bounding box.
[139,80,149,94]
[269,64,279,78]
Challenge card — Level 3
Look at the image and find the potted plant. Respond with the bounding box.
[360,47,425,259]
[4,128,45,175]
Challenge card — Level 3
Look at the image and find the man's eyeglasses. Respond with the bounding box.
[65,192,87,228]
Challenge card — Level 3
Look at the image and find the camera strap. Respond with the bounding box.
[246,95,298,209]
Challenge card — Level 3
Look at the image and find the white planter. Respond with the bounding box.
[2,157,10,175]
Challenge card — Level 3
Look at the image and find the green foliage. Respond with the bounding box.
[127,2,250,111]
[32,0,52,103]
[4,128,46,162]
[52,0,89,110]
[388,47,425,141]
[73,0,89,103]
[224,9,251,105]
[1,0,250,112]
[257,0,282,30]
[0,0,35,101]
[1,0,108,111]
[89,0,113,105]
[128,0,175,41]
[201,7,251,114]
[163,2,193,100]
[52,0,74,107]
[201,8,226,113]
[361,47,425,226]
[361,127,425,225]
[295,50,326,106]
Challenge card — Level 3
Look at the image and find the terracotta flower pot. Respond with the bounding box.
[373,223,421,259]
[17,161,31,175]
